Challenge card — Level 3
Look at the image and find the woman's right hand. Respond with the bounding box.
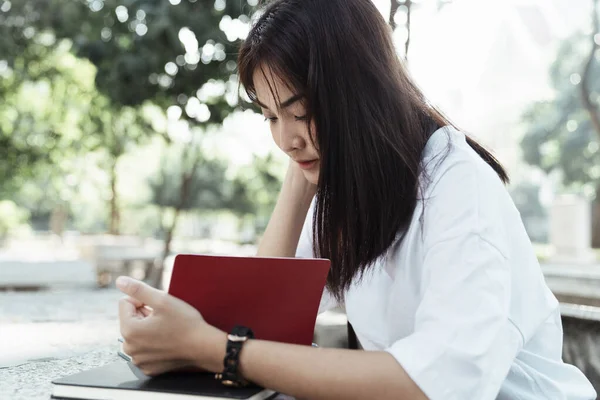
[285,159,317,200]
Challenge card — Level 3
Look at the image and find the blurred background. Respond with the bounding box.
[1,0,600,397]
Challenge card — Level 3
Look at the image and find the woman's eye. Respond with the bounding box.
[294,115,308,121]
[264,116,278,123]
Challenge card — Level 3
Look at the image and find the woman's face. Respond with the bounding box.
[253,68,320,185]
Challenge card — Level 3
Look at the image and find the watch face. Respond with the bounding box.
[231,325,254,338]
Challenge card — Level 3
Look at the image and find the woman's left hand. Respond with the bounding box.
[116,276,226,377]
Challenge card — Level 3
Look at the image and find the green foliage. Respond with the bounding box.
[85,96,155,158]
[0,132,44,197]
[1,0,257,117]
[0,40,155,231]
[509,182,547,243]
[226,154,284,226]
[0,200,30,239]
[1,0,279,240]
[0,41,88,197]
[148,142,229,211]
[520,32,600,195]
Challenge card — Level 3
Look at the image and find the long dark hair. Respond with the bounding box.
[238,0,508,300]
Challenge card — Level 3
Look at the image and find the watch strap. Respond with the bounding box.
[216,325,254,387]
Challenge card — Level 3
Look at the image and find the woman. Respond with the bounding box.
[116,0,596,398]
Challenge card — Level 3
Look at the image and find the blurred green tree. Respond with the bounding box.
[0,38,91,202]
[0,0,255,114]
[224,154,285,241]
[520,0,600,246]
[55,0,259,240]
[509,182,548,243]
[147,140,230,286]
[0,37,155,234]
[1,0,259,235]
[0,200,30,241]
[0,34,63,196]
[84,96,155,234]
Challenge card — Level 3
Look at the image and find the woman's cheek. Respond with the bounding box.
[271,128,283,151]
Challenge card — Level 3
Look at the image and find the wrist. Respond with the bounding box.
[284,164,317,204]
[217,326,255,386]
[192,328,228,373]
[211,330,229,373]
[281,176,316,212]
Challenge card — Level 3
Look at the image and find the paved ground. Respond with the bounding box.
[0,288,121,399]
[0,345,121,400]
[0,288,123,369]
[0,286,347,400]
[3,259,599,399]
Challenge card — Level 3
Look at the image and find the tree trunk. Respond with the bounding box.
[580,0,600,136]
[404,0,412,60]
[581,0,600,247]
[592,195,600,248]
[149,150,202,288]
[389,0,400,31]
[162,209,180,262]
[108,159,120,235]
[389,1,413,60]
[150,207,181,289]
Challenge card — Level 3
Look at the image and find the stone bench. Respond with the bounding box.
[0,260,96,290]
[560,303,600,391]
[542,263,600,306]
[77,237,162,287]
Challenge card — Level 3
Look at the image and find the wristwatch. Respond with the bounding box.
[215,325,254,387]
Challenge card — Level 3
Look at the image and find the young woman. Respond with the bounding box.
[116,0,596,398]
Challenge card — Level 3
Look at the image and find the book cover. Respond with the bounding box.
[51,361,276,400]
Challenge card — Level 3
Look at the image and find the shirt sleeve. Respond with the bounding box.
[385,160,524,400]
[295,199,337,314]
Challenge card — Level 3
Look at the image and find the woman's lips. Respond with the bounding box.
[297,159,318,170]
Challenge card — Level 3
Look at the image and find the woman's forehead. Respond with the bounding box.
[252,66,296,110]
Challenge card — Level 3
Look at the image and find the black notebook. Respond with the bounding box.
[51,361,277,400]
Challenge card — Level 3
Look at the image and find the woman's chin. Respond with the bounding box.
[303,170,319,186]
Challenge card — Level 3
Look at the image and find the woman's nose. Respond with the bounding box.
[277,123,306,153]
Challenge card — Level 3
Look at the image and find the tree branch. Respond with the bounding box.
[580,0,600,137]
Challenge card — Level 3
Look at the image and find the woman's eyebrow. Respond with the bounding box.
[255,93,303,111]
[254,98,268,109]
[279,94,303,109]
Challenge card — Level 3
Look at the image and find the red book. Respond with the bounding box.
[168,254,331,346]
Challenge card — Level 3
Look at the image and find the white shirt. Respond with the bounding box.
[296,126,596,400]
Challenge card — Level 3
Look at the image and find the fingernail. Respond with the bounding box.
[116,276,131,290]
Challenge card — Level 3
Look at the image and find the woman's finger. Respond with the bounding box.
[118,297,139,320]
[121,296,153,319]
[139,306,153,317]
[138,360,189,377]
[128,349,168,365]
[116,277,166,310]
[124,297,153,319]
[123,295,145,308]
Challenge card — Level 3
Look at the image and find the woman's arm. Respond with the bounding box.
[236,338,427,400]
[257,161,316,257]
[117,280,427,400]
[255,168,424,400]
[197,332,426,400]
